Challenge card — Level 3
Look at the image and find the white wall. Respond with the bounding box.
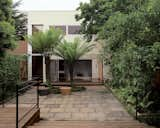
[27,11,102,80]
[28,11,81,25]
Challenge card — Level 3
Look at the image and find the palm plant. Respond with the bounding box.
[29,28,63,82]
[54,38,94,87]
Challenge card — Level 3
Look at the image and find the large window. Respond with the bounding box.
[68,25,81,34]
[32,24,43,34]
[50,25,66,34]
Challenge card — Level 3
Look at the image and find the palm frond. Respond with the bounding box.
[29,28,63,54]
[54,38,95,63]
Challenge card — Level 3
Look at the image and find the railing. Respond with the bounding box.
[135,93,138,119]
[0,77,40,128]
[0,83,5,108]
[135,92,160,127]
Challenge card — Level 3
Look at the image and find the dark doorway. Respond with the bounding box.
[74,60,92,81]
[59,60,66,81]
[32,56,43,79]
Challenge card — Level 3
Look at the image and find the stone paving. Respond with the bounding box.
[39,86,133,121]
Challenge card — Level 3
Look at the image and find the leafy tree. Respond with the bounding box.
[54,38,94,87]
[100,0,160,113]
[0,0,16,58]
[76,0,146,41]
[12,0,27,40]
[77,0,160,114]
[29,28,63,82]
[76,0,109,41]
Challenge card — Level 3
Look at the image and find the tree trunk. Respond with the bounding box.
[69,64,74,87]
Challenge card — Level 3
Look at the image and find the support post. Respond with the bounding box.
[37,80,39,108]
[28,54,32,80]
[2,84,4,108]
[43,55,46,83]
[135,93,138,119]
[16,84,19,128]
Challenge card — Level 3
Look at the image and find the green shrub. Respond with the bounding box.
[138,114,160,127]
[0,54,20,101]
[113,86,157,114]
[101,0,160,114]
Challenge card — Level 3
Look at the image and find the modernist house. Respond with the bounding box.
[27,11,106,83]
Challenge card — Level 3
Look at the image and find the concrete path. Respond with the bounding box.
[39,86,133,121]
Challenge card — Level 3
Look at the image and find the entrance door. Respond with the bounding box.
[50,60,59,82]
[59,60,65,81]
[74,60,92,81]
[32,56,43,79]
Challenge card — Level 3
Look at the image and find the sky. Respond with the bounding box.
[13,0,90,11]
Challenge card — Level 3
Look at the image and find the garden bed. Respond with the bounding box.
[108,85,160,127]
[39,83,86,96]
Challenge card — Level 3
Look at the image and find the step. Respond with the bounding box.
[33,125,147,128]
[28,121,152,128]
[0,107,40,128]
[35,121,145,125]
[0,125,15,128]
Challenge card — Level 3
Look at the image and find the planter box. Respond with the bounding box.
[60,87,71,95]
[39,87,49,96]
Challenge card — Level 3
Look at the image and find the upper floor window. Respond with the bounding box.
[50,25,66,34]
[68,25,81,34]
[32,24,43,34]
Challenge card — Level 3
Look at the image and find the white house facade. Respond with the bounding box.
[27,11,105,83]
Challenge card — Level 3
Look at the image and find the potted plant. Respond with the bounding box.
[60,86,71,95]
[38,83,50,96]
[47,81,61,94]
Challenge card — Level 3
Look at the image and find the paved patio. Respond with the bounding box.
[39,86,133,121]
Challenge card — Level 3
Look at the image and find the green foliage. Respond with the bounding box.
[138,113,160,126]
[45,81,61,94]
[77,0,160,118]
[0,54,20,101]
[138,92,154,112]
[71,86,86,92]
[113,86,137,106]
[12,0,27,40]
[0,0,16,58]
[54,38,94,86]
[99,0,160,113]
[29,28,63,54]
[76,0,109,40]
[76,0,146,41]
[45,81,86,94]
[54,38,94,64]
[0,0,14,23]
[0,21,16,57]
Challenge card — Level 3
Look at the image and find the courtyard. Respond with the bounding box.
[0,0,160,127]
[39,86,133,121]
